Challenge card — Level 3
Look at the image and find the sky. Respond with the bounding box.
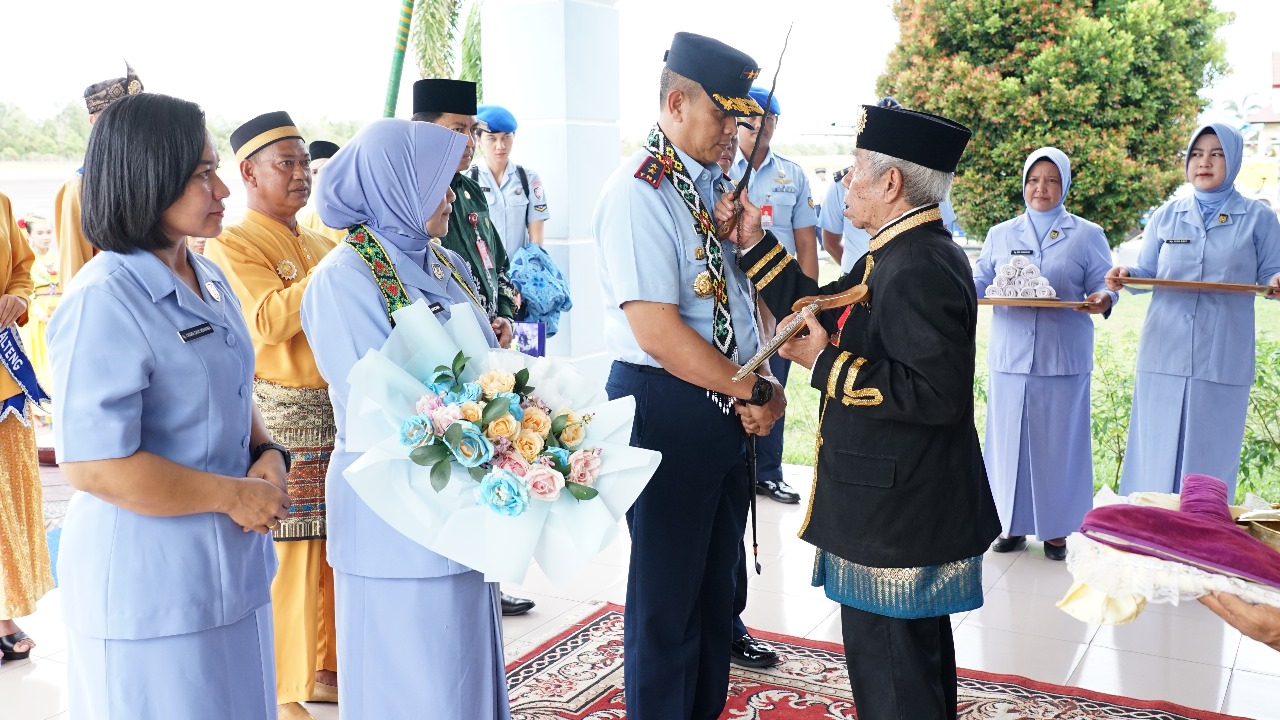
[1,0,1277,146]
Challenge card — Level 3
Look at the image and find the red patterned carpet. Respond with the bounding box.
[506,603,1248,720]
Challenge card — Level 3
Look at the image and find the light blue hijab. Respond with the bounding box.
[315,118,466,252]
[1185,123,1243,228]
[1022,146,1071,242]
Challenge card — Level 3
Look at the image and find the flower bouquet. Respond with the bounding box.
[342,300,660,586]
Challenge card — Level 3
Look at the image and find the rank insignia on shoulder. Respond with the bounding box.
[635,156,666,188]
[833,166,851,182]
[533,204,548,212]
[808,197,815,209]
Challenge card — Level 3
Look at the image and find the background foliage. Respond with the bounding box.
[878,0,1230,246]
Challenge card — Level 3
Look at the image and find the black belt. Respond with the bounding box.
[616,360,671,377]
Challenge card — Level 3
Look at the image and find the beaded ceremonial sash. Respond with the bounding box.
[640,125,738,413]
[254,379,333,541]
[345,225,411,326]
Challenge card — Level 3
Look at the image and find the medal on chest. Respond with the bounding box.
[205,281,222,302]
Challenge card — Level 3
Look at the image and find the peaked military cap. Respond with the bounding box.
[412,79,478,117]
[853,104,971,173]
[231,111,304,162]
[83,62,144,115]
[308,140,340,160]
[663,32,763,117]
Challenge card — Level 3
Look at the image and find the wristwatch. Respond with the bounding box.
[741,374,774,406]
[252,441,292,474]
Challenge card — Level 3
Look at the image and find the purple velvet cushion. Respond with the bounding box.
[1080,474,1280,590]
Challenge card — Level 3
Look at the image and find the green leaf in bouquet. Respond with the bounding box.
[468,466,487,481]
[514,368,530,392]
[409,443,450,467]
[445,421,465,448]
[522,385,535,396]
[550,414,569,436]
[565,481,599,501]
[482,396,512,426]
[430,458,452,492]
[452,351,468,379]
[544,434,560,450]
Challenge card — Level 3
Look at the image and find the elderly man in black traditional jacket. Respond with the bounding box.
[715,103,1000,720]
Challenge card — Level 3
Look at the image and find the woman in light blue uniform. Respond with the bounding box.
[1108,124,1280,499]
[974,147,1116,560]
[300,119,509,720]
[47,94,291,719]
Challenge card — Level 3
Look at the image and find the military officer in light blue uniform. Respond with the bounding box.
[1108,122,1280,500]
[594,32,786,720]
[470,104,551,256]
[820,166,870,273]
[301,119,509,719]
[974,147,1116,561]
[49,93,289,720]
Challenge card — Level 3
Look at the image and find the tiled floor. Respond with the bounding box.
[7,465,1280,719]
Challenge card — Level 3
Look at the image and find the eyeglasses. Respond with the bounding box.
[450,124,484,139]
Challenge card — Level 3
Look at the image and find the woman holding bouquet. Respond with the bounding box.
[301,119,508,719]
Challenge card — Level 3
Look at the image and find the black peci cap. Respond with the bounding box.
[308,140,340,160]
[412,79,478,116]
[664,32,763,117]
[231,111,304,162]
[853,104,971,173]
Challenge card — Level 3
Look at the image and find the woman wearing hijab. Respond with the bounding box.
[300,119,509,720]
[1108,124,1280,500]
[974,147,1115,560]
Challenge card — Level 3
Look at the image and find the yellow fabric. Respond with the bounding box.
[271,539,338,703]
[54,176,96,286]
[0,415,54,620]
[204,209,336,388]
[1056,580,1147,625]
[17,251,59,386]
[296,203,347,245]
[1,192,34,403]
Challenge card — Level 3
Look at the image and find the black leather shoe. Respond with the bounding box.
[1043,540,1067,561]
[755,477,800,504]
[730,633,779,669]
[991,535,1026,553]
[501,592,535,616]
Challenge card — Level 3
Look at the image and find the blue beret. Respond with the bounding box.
[476,105,518,133]
[748,86,780,116]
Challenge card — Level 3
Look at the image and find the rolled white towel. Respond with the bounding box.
[1033,276,1051,287]
[1012,277,1026,290]
[1009,256,1030,270]
[1022,264,1041,279]
[994,275,1012,288]
[985,285,1001,298]
[1035,285,1054,298]
[998,264,1018,279]
[1019,286,1038,298]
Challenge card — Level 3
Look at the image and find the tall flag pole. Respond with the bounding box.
[384,0,417,117]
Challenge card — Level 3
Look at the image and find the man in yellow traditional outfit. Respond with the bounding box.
[297,140,346,244]
[56,63,143,286]
[204,111,338,720]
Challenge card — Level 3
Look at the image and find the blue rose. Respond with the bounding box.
[399,414,435,447]
[542,446,570,468]
[476,469,530,517]
[496,392,524,421]
[458,382,483,403]
[426,381,453,398]
[443,420,494,468]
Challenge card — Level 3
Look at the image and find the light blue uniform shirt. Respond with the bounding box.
[730,149,817,259]
[471,162,550,257]
[302,236,496,578]
[594,146,760,367]
[974,212,1116,376]
[1126,191,1280,386]
[48,250,276,640]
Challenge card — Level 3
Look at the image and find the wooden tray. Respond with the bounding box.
[1118,277,1275,295]
[979,298,1091,308]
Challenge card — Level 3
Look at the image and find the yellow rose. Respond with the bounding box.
[515,429,545,462]
[559,421,586,449]
[478,369,517,398]
[460,401,483,423]
[522,407,552,438]
[485,413,521,441]
[553,408,582,426]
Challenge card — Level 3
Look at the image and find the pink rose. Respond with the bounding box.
[416,393,444,415]
[525,465,565,502]
[568,448,602,487]
[431,405,464,435]
[492,450,531,477]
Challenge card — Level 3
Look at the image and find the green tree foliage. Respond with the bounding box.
[0,102,91,161]
[878,0,1230,246]
[460,1,484,100]
[411,0,462,79]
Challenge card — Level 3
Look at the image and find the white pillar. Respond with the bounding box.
[481,0,618,384]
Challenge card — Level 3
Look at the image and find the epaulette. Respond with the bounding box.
[635,156,665,188]
[832,165,853,183]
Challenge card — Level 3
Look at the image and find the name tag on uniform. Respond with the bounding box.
[178,323,214,343]
[1166,238,1191,244]
[476,239,495,270]
[429,302,445,315]
[1011,249,1033,255]
[760,205,774,227]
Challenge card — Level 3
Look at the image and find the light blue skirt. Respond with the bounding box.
[334,569,510,720]
[66,604,276,720]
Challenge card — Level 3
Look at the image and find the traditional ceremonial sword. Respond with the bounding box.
[732,285,869,382]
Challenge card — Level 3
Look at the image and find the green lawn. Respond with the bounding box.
[780,258,1280,502]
